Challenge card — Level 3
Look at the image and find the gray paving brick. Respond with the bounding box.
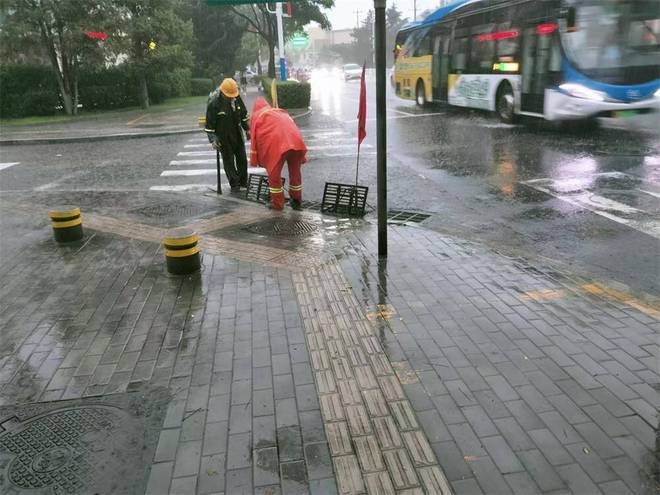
[253,389,275,417]
[173,440,202,478]
[481,435,523,474]
[555,379,598,407]
[432,394,465,425]
[207,394,230,423]
[528,428,574,465]
[518,449,566,492]
[473,390,511,419]
[274,374,295,399]
[526,370,562,396]
[281,460,309,495]
[505,399,545,430]
[253,366,274,391]
[292,362,314,386]
[456,367,490,392]
[626,398,656,426]
[574,422,624,459]
[493,417,534,451]
[566,442,618,483]
[296,383,320,412]
[452,477,484,495]
[546,394,591,425]
[278,426,303,462]
[606,455,648,494]
[226,432,251,470]
[418,370,448,396]
[484,375,519,402]
[504,471,542,495]
[254,447,280,487]
[620,415,655,450]
[590,387,634,418]
[599,479,634,495]
[155,429,181,462]
[203,421,228,455]
[462,405,499,438]
[431,440,472,482]
[275,398,299,428]
[145,461,173,495]
[304,442,333,480]
[470,456,513,495]
[198,454,226,494]
[448,422,487,458]
[300,410,326,444]
[225,467,252,494]
[272,354,292,376]
[309,477,338,495]
[556,464,600,495]
[254,415,277,449]
[416,408,452,443]
[169,475,197,494]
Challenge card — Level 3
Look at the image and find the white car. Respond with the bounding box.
[343,64,362,81]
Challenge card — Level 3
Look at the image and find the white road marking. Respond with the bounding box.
[170,159,217,166]
[639,189,660,199]
[184,144,212,148]
[521,175,660,240]
[0,162,20,171]
[161,169,220,177]
[178,151,216,157]
[149,184,214,192]
[301,130,348,137]
[314,151,377,158]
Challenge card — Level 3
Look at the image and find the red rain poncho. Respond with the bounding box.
[249,97,307,171]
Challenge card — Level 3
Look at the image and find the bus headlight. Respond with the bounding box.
[559,83,606,102]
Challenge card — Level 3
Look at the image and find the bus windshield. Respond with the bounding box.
[560,0,660,83]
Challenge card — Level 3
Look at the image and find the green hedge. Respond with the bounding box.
[260,77,311,109]
[1,64,204,117]
[191,78,214,96]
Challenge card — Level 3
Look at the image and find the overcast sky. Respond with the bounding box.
[324,1,445,30]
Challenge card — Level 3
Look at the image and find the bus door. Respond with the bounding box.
[521,26,553,113]
[432,31,451,101]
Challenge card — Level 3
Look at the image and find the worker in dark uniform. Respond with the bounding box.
[205,78,250,192]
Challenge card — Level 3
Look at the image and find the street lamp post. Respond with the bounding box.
[374,0,387,257]
[275,2,287,80]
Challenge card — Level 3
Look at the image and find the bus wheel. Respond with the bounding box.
[416,80,426,106]
[496,83,515,123]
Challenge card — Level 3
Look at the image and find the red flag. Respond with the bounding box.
[357,63,367,146]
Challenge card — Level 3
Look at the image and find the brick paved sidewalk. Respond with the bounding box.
[0,191,657,495]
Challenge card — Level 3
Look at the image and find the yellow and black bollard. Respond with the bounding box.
[49,207,83,243]
[163,228,201,275]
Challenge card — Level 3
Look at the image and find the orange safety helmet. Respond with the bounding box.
[219,78,239,98]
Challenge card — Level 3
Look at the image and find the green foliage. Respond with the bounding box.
[190,78,214,96]
[0,65,59,117]
[260,77,310,109]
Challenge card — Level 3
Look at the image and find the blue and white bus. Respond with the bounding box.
[392,0,660,122]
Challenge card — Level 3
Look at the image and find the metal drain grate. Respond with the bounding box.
[245,174,285,203]
[300,201,322,211]
[246,218,318,237]
[387,210,431,224]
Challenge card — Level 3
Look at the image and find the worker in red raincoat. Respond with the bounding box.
[249,97,307,210]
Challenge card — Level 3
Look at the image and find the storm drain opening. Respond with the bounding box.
[132,204,208,219]
[245,218,319,237]
[245,174,286,204]
[387,210,432,224]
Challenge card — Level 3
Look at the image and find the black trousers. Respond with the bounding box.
[220,140,248,188]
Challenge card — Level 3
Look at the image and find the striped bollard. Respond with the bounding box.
[49,207,83,243]
[163,228,201,275]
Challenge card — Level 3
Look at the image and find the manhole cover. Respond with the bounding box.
[387,210,431,224]
[246,218,318,237]
[0,389,169,495]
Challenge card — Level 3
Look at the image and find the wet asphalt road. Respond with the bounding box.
[0,73,658,295]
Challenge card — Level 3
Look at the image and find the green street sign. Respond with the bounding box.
[291,33,308,48]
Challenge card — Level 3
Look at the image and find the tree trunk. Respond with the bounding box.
[267,40,275,78]
[138,71,149,109]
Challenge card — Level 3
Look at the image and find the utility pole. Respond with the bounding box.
[353,9,361,29]
[374,0,387,257]
[414,0,417,21]
[275,2,286,80]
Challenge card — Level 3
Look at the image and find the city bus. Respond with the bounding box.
[392,0,660,122]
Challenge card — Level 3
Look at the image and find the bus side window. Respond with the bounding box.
[471,23,496,73]
[414,30,433,57]
[452,38,468,72]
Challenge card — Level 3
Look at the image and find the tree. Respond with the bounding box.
[235,32,263,75]
[229,0,334,78]
[117,0,194,108]
[0,0,118,115]
[189,0,246,80]
[350,10,374,67]
[386,4,408,65]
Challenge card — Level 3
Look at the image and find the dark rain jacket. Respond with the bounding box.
[205,92,249,148]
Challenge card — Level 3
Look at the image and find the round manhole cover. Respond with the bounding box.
[246,219,318,237]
